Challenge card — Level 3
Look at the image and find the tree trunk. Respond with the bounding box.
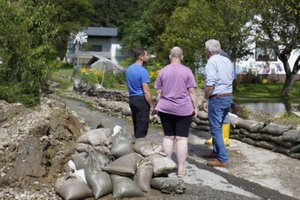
[279,51,300,97]
[281,74,296,96]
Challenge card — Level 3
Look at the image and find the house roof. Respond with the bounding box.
[84,27,118,37]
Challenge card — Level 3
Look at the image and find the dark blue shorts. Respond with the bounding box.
[158,112,192,137]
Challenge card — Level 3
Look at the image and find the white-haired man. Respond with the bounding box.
[204,39,234,168]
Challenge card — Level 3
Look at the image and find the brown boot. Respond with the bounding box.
[207,159,229,168]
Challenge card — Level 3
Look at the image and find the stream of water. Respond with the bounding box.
[64,98,164,143]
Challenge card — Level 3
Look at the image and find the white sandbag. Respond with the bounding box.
[111,129,134,158]
[234,118,264,132]
[55,174,93,200]
[113,125,122,136]
[148,154,177,176]
[260,123,291,136]
[111,174,144,199]
[134,157,153,192]
[77,128,112,146]
[71,152,88,170]
[102,153,142,176]
[84,149,113,199]
[197,110,208,120]
[151,177,185,194]
[134,138,164,157]
[256,141,277,150]
[68,160,87,184]
[289,144,300,153]
[282,130,300,143]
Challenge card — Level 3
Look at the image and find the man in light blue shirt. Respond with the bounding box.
[204,39,234,168]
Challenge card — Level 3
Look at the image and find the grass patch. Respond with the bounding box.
[272,112,300,127]
[233,81,300,102]
[0,82,40,107]
[49,68,73,93]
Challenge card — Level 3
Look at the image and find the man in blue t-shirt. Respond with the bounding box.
[126,48,154,138]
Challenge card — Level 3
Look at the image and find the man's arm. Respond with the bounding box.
[204,85,214,100]
[142,83,154,110]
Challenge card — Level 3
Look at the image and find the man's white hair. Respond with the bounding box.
[205,39,221,53]
[169,46,183,60]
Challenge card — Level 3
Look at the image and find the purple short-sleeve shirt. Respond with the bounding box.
[155,63,197,116]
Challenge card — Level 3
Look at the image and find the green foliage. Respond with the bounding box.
[118,57,133,68]
[102,71,116,88]
[0,82,40,107]
[234,81,300,100]
[245,0,300,96]
[0,0,59,105]
[196,75,205,90]
[120,0,182,55]
[160,0,252,69]
[80,68,102,84]
[49,0,94,58]
[50,67,73,92]
[272,111,300,128]
[114,72,126,86]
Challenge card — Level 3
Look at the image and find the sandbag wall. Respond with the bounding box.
[193,111,300,160]
[55,127,185,200]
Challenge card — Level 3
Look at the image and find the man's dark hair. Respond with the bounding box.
[134,48,146,60]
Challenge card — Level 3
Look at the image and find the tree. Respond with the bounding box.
[248,0,300,96]
[48,0,94,58]
[159,0,252,69]
[0,0,58,106]
[120,0,185,57]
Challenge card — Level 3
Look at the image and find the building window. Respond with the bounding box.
[255,42,277,61]
[91,45,102,52]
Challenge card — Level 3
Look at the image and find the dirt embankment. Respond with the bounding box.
[0,94,85,198]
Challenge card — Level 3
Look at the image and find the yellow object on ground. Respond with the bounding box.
[205,124,230,146]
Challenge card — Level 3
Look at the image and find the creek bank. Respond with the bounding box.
[0,94,85,199]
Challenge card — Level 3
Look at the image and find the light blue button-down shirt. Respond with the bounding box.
[204,54,234,95]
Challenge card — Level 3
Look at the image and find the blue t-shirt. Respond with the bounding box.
[126,64,150,97]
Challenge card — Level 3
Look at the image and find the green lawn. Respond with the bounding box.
[233,81,300,103]
[49,68,73,93]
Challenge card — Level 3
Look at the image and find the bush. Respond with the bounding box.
[102,71,117,88]
[80,68,102,84]
[197,75,205,89]
[0,82,40,107]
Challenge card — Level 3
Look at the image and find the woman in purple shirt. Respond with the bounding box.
[155,47,197,177]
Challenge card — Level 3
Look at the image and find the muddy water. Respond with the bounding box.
[64,98,164,145]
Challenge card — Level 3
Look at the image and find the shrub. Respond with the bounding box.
[0,82,40,107]
[80,68,102,84]
[197,75,205,89]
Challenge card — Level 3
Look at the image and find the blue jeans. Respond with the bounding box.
[208,96,231,163]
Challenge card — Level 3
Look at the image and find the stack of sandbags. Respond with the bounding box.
[229,116,300,160]
[191,110,300,160]
[55,126,185,200]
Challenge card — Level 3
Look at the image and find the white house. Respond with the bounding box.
[65,27,125,68]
